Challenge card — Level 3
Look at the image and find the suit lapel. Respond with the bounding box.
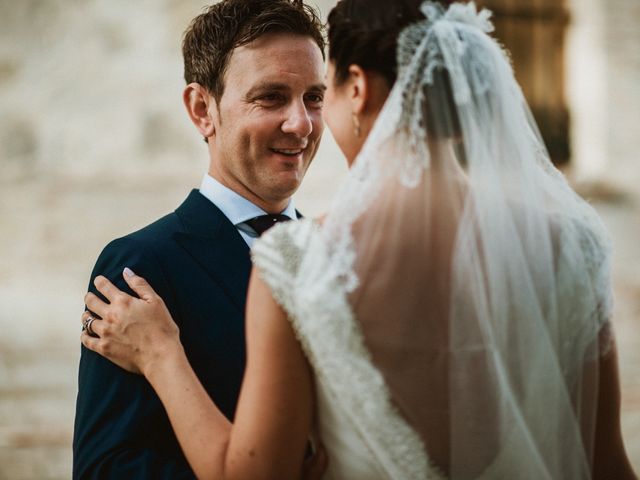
[173,190,252,312]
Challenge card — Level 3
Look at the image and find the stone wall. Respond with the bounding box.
[0,0,337,184]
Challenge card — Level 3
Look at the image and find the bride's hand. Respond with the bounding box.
[81,268,181,376]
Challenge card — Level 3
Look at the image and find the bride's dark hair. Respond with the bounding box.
[328,0,453,87]
[329,0,462,140]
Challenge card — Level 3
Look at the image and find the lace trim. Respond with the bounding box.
[555,216,614,359]
[252,221,446,480]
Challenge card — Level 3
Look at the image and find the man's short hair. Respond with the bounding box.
[182,0,325,101]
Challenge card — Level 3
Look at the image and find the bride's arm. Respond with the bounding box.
[592,331,637,480]
[224,268,315,478]
[82,268,314,480]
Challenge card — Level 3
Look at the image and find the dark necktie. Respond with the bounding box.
[244,214,291,237]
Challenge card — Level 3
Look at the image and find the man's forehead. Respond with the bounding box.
[225,35,324,91]
[230,33,323,68]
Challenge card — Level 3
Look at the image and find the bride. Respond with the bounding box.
[80,1,636,478]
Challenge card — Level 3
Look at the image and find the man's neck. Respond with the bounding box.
[207,169,289,214]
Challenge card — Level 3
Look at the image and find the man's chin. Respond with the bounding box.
[268,176,303,201]
[278,168,306,185]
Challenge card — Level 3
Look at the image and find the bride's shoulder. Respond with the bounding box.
[551,210,612,266]
[250,218,323,315]
[258,217,321,247]
[251,218,321,273]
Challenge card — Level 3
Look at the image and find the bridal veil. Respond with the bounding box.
[258,2,614,477]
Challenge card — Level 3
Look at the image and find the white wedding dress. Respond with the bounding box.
[253,3,614,478]
[251,215,612,479]
[252,219,445,480]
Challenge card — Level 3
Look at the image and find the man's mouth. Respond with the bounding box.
[270,147,305,157]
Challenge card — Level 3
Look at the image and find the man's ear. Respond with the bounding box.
[183,83,217,140]
[347,64,369,116]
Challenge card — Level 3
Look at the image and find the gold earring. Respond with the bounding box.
[351,112,361,138]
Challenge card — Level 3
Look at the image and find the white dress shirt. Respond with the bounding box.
[199,174,297,248]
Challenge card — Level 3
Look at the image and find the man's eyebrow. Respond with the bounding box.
[309,83,327,93]
[245,83,291,98]
[245,82,327,98]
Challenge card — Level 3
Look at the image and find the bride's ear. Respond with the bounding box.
[183,83,217,141]
[347,64,369,116]
[347,64,390,118]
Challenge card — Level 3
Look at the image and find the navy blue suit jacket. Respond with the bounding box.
[73,190,251,479]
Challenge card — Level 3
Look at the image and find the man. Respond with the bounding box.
[73,1,326,477]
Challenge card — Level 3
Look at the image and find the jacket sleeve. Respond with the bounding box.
[72,237,196,480]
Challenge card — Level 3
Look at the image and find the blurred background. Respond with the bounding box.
[0,0,638,478]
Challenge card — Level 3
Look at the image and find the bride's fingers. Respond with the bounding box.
[301,444,328,480]
[89,317,106,337]
[80,330,100,353]
[80,310,90,327]
[122,268,157,302]
[80,310,105,337]
[80,310,94,329]
[80,330,143,375]
[94,275,126,302]
[84,292,110,318]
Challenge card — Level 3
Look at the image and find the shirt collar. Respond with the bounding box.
[199,174,297,225]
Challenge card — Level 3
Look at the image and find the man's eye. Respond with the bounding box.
[258,94,284,104]
[305,94,324,106]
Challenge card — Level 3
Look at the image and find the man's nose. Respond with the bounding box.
[281,101,313,138]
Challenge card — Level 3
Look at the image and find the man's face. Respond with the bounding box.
[209,33,325,211]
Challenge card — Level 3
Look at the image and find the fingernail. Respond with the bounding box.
[123,267,135,278]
